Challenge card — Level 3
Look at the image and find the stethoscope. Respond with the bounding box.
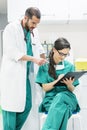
[24,30,36,46]
[21,20,36,46]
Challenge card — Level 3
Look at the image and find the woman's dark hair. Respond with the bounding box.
[25,7,41,19]
[48,37,71,79]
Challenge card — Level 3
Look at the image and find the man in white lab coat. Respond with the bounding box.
[0,7,46,130]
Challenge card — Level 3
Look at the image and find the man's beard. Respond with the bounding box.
[25,23,34,32]
[25,22,29,31]
[25,19,34,33]
[24,18,30,31]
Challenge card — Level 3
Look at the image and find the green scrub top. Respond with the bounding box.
[36,60,80,113]
[24,29,33,76]
[24,29,33,112]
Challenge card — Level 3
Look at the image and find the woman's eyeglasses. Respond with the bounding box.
[57,50,70,57]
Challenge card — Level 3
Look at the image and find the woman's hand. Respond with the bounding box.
[57,74,64,82]
[61,77,75,92]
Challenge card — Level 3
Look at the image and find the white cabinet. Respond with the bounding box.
[38,0,69,24]
[7,0,69,23]
[69,0,87,23]
[7,0,87,23]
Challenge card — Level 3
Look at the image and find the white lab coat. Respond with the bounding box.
[0,20,44,112]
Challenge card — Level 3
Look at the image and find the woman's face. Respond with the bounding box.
[53,48,70,64]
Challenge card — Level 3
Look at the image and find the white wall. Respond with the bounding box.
[0,14,8,30]
[0,13,8,66]
[38,23,87,60]
[0,31,3,66]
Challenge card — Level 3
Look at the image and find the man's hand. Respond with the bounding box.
[33,57,47,65]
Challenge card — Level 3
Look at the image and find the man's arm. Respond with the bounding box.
[19,55,46,66]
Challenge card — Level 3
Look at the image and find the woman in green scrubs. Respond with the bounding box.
[36,37,80,130]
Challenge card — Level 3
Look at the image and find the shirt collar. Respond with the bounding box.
[55,61,65,70]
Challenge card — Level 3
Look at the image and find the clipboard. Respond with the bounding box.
[55,71,87,86]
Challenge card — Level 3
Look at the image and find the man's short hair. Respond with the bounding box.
[25,7,41,19]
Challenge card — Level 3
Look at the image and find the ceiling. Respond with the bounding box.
[0,0,7,14]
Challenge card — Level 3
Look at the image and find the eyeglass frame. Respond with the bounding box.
[57,50,70,57]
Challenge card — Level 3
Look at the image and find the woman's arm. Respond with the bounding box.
[42,74,64,92]
[42,79,58,92]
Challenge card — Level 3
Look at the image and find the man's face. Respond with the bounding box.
[25,16,40,31]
